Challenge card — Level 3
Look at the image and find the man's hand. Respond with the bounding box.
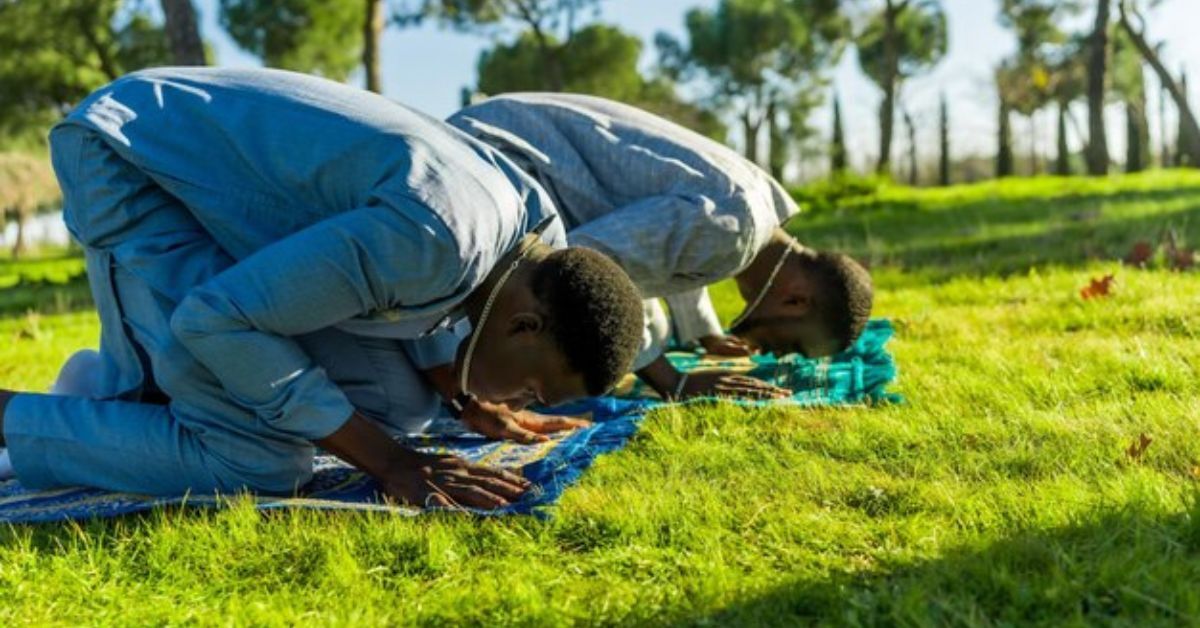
[461,398,590,444]
[316,411,530,511]
[698,334,755,357]
[680,370,791,400]
[379,451,531,510]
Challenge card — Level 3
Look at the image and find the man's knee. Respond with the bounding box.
[205,442,314,496]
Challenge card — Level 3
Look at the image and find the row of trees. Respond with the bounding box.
[0,0,1196,189]
[992,0,1200,179]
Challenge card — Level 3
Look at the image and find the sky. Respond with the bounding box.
[190,0,1200,176]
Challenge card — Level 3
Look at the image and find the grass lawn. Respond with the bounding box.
[1,172,1198,626]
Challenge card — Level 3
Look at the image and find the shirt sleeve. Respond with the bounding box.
[632,298,671,371]
[664,287,724,345]
[567,194,751,299]
[170,204,467,440]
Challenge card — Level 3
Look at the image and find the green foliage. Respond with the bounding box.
[0,0,168,140]
[219,0,363,80]
[856,0,949,88]
[656,0,848,169]
[395,0,602,33]
[477,23,727,140]
[3,174,1200,623]
[478,23,640,99]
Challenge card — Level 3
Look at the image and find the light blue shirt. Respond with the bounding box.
[56,68,563,439]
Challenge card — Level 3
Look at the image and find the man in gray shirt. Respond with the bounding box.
[448,93,873,400]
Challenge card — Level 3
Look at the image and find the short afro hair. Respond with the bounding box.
[798,250,873,353]
[530,247,644,395]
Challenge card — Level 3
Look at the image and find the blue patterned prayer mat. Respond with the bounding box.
[0,320,899,524]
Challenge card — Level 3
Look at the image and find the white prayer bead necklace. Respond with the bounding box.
[458,252,529,397]
[729,238,796,331]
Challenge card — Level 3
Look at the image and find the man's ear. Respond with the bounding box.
[507,311,545,337]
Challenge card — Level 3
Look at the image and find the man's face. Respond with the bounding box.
[733,315,842,359]
[459,331,590,409]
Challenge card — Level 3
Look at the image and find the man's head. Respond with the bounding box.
[732,236,873,358]
[458,244,644,408]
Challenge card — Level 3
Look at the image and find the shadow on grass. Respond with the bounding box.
[791,185,1200,280]
[683,502,1200,626]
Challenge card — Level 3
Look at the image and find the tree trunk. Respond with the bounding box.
[998,99,1014,177]
[1125,76,1150,173]
[903,108,918,185]
[1028,115,1040,176]
[831,93,847,173]
[1159,79,1172,167]
[1056,102,1072,175]
[1178,70,1194,167]
[1085,0,1111,175]
[766,100,787,182]
[1118,2,1200,167]
[742,112,761,165]
[876,0,901,175]
[363,0,384,93]
[11,211,27,261]
[939,93,950,186]
[161,0,206,65]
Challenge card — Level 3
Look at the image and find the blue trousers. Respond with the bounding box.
[3,127,442,495]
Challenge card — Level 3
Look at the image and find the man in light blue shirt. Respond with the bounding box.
[448,93,873,401]
[0,69,644,510]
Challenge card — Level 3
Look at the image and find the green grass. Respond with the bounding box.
[2,173,1199,626]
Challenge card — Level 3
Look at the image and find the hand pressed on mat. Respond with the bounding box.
[679,370,791,400]
[638,354,790,401]
[317,411,529,510]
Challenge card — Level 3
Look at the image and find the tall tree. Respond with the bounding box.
[656,0,849,168]
[1084,0,1111,175]
[996,62,1016,177]
[939,92,950,185]
[998,98,1015,177]
[1178,69,1191,166]
[363,0,385,92]
[161,0,206,65]
[999,0,1085,176]
[856,0,948,175]
[1159,74,1172,167]
[1112,28,1149,172]
[1117,0,1200,167]
[901,107,918,184]
[1050,45,1088,175]
[220,0,363,80]
[831,91,847,173]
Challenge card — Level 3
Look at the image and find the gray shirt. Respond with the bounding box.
[448,93,797,365]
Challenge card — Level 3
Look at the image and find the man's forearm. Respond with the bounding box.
[636,355,684,399]
[421,363,460,403]
[0,389,12,446]
[315,411,418,480]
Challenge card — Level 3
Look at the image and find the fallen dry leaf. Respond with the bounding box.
[1080,274,1116,300]
[1125,433,1153,462]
